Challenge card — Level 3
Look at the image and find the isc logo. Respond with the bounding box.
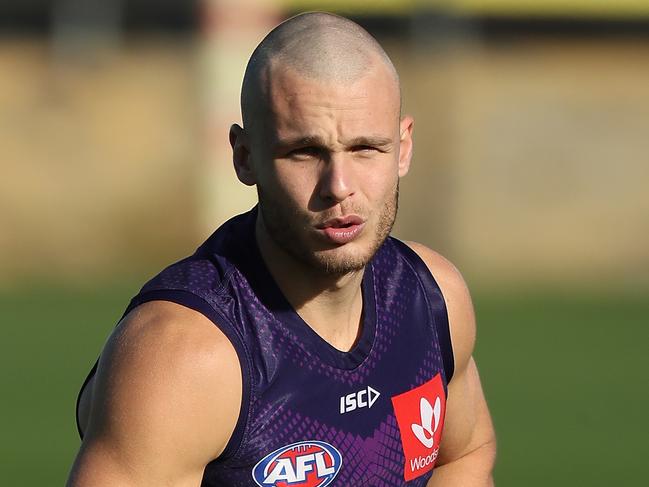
[339,386,381,414]
[251,440,342,487]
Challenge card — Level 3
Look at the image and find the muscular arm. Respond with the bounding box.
[407,242,496,486]
[67,301,242,487]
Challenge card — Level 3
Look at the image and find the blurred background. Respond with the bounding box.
[1,0,648,485]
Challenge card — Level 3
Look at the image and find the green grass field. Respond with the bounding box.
[1,283,646,485]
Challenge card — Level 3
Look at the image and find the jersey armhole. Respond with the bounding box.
[75,361,97,439]
[75,289,252,462]
[391,239,455,384]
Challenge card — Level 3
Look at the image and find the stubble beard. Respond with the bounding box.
[258,184,399,276]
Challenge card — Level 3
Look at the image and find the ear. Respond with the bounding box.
[229,124,256,186]
[398,115,414,178]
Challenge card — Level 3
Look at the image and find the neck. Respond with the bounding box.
[255,215,366,351]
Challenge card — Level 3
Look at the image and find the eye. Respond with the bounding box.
[287,146,322,159]
[352,145,379,155]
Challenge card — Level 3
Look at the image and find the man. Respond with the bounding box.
[68,12,495,487]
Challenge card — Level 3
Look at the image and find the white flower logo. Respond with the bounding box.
[411,397,441,449]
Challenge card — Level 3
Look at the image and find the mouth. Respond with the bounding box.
[316,215,366,245]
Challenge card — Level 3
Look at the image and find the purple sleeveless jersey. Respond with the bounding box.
[77,207,454,486]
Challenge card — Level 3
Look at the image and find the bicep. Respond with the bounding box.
[437,357,494,466]
[434,261,495,465]
[67,301,242,487]
[405,242,495,465]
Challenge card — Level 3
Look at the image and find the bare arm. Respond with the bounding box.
[67,301,242,487]
[407,242,496,486]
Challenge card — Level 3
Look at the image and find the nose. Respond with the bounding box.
[317,153,355,204]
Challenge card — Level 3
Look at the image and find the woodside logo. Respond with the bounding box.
[411,397,441,448]
[391,374,446,481]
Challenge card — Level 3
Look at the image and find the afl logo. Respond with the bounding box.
[252,440,342,487]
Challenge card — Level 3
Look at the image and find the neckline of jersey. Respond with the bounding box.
[240,207,377,370]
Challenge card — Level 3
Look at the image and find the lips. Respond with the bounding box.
[316,215,366,245]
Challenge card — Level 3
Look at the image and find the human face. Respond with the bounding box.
[235,64,413,275]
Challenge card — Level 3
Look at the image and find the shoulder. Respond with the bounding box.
[89,300,242,461]
[110,300,236,356]
[403,241,476,377]
[106,300,241,388]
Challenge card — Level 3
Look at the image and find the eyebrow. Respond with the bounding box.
[346,136,394,148]
[274,135,326,149]
[274,135,394,150]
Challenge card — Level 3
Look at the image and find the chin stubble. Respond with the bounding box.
[258,183,399,276]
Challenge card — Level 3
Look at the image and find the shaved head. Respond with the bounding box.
[241,12,400,133]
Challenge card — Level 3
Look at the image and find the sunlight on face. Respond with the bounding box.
[250,63,409,275]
